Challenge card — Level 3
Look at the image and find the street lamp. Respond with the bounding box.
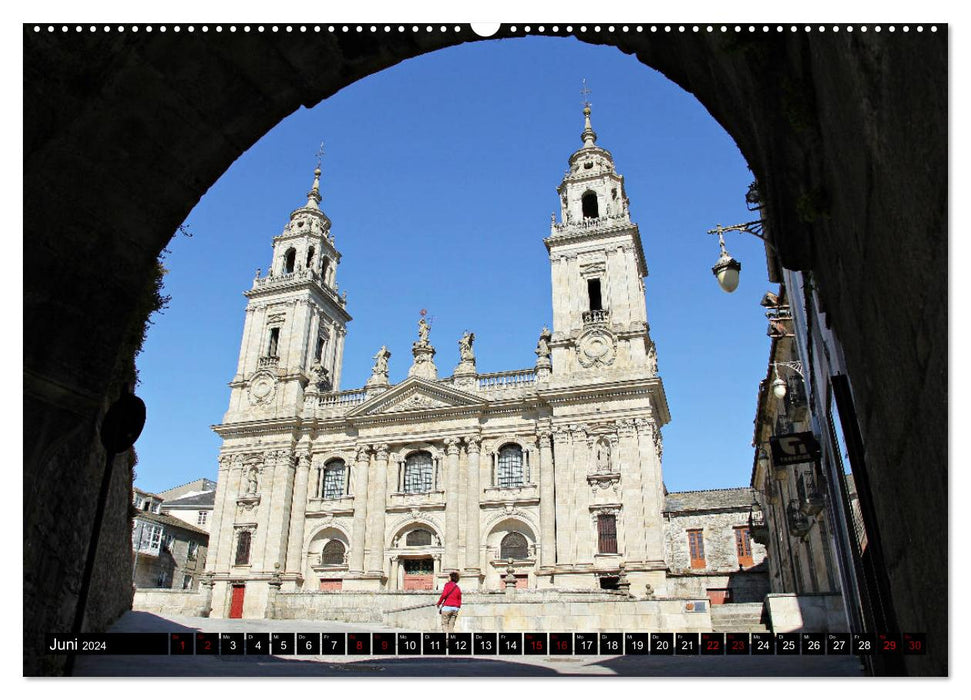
[770,361,804,399]
[711,227,742,293]
[706,221,770,293]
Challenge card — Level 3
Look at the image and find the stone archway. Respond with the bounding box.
[23,25,946,675]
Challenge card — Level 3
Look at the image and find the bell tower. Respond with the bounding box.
[222,164,352,421]
[545,102,658,381]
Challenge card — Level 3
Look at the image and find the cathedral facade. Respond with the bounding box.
[206,106,673,619]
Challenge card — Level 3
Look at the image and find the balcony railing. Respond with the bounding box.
[551,211,630,234]
[582,308,611,325]
[477,369,536,391]
[252,268,347,307]
[749,506,770,545]
[317,388,368,407]
[258,356,279,370]
[797,471,825,515]
[784,379,810,421]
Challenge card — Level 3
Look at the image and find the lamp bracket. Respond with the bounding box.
[772,360,804,377]
[706,220,772,250]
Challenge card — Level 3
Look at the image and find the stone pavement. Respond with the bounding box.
[72,611,864,677]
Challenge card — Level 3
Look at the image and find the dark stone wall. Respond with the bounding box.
[23,25,946,675]
[23,393,135,675]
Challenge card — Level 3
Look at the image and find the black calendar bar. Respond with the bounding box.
[42,631,927,655]
[44,633,169,655]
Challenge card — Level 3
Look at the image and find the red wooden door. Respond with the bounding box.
[403,559,434,590]
[229,585,245,618]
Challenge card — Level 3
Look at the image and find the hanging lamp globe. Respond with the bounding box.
[712,249,742,293]
[771,375,788,399]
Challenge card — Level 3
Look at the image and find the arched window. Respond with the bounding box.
[234,531,251,566]
[321,460,345,500]
[306,246,315,269]
[320,540,345,566]
[500,532,529,560]
[406,528,433,547]
[283,248,296,274]
[403,451,433,493]
[496,444,524,488]
[582,191,599,219]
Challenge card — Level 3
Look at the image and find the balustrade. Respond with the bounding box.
[317,388,368,407]
[582,308,611,325]
[476,369,536,391]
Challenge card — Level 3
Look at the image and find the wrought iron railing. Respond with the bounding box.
[797,471,825,515]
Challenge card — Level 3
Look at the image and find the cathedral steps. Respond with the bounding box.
[709,602,769,633]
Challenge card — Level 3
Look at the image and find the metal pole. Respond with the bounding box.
[63,450,117,676]
[63,387,145,676]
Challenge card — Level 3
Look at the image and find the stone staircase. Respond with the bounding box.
[709,602,769,633]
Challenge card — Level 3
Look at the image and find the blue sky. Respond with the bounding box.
[133,36,776,495]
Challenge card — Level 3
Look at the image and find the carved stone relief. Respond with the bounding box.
[247,370,277,405]
[576,327,617,368]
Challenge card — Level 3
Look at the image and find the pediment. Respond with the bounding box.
[345,377,485,418]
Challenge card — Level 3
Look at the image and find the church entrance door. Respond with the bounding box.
[403,558,434,590]
[229,584,245,618]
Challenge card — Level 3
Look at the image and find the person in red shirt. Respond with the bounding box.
[436,571,462,634]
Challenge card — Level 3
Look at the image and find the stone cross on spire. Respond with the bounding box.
[580,79,597,148]
[304,142,324,209]
[581,78,592,108]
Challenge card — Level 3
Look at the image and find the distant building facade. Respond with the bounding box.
[159,479,217,534]
[749,285,844,597]
[133,487,163,514]
[663,487,769,604]
[132,487,210,590]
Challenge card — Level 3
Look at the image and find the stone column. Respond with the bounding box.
[366,444,390,575]
[208,454,234,573]
[259,450,297,575]
[243,304,267,374]
[635,418,666,561]
[552,427,574,564]
[284,453,312,575]
[217,456,251,572]
[464,437,482,575]
[348,445,371,574]
[333,326,347,390]
[617,420,645,562]
[537,431,556,568]
[444,437,460,572]
[569,426,590,564]
[233,306,257,381]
